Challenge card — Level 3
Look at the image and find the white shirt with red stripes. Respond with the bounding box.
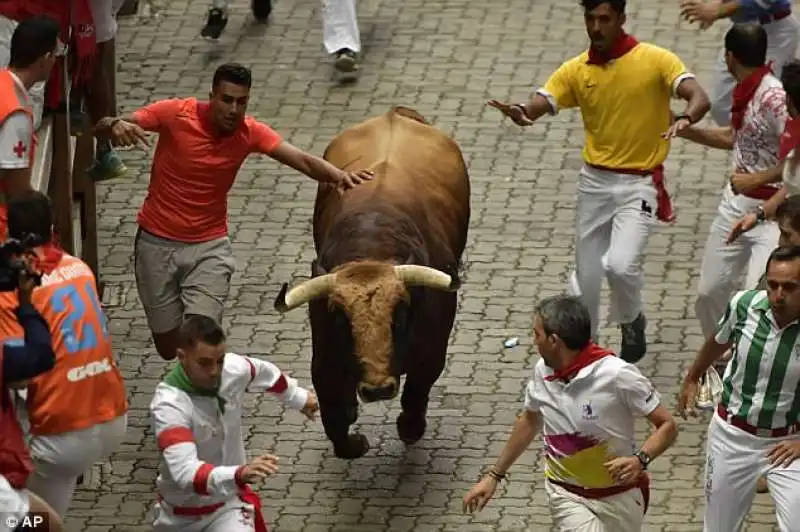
[150,353,309,509]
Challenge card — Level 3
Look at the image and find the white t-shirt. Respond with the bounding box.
[524,356,660,489]
[0,71,31,170]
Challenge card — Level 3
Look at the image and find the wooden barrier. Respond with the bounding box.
[30,48,101,294]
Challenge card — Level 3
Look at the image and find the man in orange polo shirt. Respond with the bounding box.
[0,191,128,517]
[0,16,62,239]
[94,62,373,362]
[487,0,710,363]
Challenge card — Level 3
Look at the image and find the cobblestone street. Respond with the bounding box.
[68,0,783,530]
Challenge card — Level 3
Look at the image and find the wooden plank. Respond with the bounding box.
[30,117,53,193]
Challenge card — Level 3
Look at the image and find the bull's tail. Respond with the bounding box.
[391,106,429,125]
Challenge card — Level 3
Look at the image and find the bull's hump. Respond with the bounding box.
[389,106,429,125]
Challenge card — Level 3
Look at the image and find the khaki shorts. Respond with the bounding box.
[134,228,236,334]
[90,0,127,43]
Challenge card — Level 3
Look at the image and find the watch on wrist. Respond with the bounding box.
[674,113,693,124]
[633,450,651,470]
[756,205,767,222]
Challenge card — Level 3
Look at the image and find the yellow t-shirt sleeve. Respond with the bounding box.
[654,48,692,95]
[541,60,579,111]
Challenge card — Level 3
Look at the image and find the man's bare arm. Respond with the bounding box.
[0,168,33,196]
[519,94,557,123]
[676,78,711,124]
[93,114,137,138]
[641,406,678,461]
[678,126,734,150]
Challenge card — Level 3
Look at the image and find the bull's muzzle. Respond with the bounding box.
[357,378,399,403]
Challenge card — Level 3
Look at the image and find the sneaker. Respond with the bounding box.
[87,149,127,182]
[334,48,359,74]
[201,8,228,39]
[251,0,272,22]
[619,313,647,363]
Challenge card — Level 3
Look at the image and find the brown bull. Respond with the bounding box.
[273,106,470,459]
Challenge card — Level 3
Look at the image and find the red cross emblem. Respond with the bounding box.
[13,141,26,158]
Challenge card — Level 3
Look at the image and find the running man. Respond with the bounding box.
[93,62,373,362]
[463,295,678,531]
[674,24,785,345]
[678,246,800,532]
[150,315,318,531]
[680,0,799,126]
[486,0,710,362]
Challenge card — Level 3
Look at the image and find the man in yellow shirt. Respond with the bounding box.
[488,0,710,363]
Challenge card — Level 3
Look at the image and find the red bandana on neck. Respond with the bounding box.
[32,241,65,275]
[587,32,639,65]
[731,63,773,131]
[544,342,616,382]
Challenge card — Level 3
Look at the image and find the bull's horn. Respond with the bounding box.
[274,274,337,312]
[394,265,461,291]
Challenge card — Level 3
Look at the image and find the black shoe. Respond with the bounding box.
[251,0,272,22]
[201,8,228,39]
[619,313,647,363]
[334,48,359,73]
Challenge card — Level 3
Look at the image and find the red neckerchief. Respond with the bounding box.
[544,342,616,382]
[779,117,800,159]
[587,32,639,65]
[32,241,65,275]
[731,63,773,131]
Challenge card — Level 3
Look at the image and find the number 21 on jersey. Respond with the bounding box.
[49,280,109,354]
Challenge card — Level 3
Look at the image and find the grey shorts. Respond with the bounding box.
[134,228,235,334]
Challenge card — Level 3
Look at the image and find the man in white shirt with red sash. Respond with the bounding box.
[463,295,678,531]
[150,315,318,531]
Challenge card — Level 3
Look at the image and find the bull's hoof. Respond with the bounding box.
[333,433,369,459]
[396,412,426,445]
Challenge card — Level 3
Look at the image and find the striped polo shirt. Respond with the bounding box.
[715,289,800,429]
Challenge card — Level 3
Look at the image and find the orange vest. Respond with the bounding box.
[0,69,37,241]
[0,254,128,435]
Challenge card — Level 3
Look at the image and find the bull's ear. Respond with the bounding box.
[311,259,327,278]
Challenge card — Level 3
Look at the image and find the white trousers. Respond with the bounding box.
[0,475,29,532]
[322,0,360,54]
[567,165,658,336]
[696,190,779,337]
[703,412,800,532]
[546,480,645,532]
[152,496,258,531]
[26,414,128,516]
[711,15,800,126]
[89,0,127,43]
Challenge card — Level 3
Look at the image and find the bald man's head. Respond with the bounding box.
[725,23,768,68]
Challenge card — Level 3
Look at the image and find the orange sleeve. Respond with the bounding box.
[130,98,185,133]
[248,120,284,154]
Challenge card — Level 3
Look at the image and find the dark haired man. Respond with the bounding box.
[464,295,677,531]
[675,24,786,355]
[94,62,373,363]
[679,246,800,532]
[486,0,710,363]
[0,190,128,517]
[729,59,800,238]
[149,315,318,531]
[0,16,61,240]
[679,0,799,127]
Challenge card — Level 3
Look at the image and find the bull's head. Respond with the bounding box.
[274,261,461,403]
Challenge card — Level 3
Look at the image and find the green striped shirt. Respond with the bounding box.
[715,290,800,430]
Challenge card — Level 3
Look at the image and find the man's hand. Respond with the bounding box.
[487,100,535,126]
[604,456,643,485]
[109,119,150,149]
[17,263,38,304]
[677,377,700,419]
[727,213,759,244]
[239,454,280,483]
[462,476,499,513]
[336,170,373,192]
[730,173,762,195]
[300,391,319,421]
[680,0,721,29]
[662,117,692,139]
[767,440,800,468]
